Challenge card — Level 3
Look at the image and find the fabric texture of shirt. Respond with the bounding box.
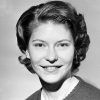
[26,76,100,100]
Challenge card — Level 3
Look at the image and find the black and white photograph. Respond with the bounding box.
[0,0,100,100]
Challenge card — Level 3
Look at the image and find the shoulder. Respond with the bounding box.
[26,88,41,100]
[75,76,100,100]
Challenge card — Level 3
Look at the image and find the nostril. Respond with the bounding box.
[46,59,58,64]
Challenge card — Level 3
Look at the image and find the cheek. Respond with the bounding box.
[58,48,74,63]
[29,48,47,64]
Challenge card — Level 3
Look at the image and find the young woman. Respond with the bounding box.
[16,1,100,100]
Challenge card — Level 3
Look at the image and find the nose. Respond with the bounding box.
[46,59,58,64]
[45,47,58,64]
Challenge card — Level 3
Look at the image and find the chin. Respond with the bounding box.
[39,74,69,91]
[44,78,60,84]
[40,75,60,84]
[39,72,69,84]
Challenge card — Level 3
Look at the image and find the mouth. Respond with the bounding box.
[40,65,63,72]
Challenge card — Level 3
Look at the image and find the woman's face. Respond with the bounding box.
[28,21,74,83]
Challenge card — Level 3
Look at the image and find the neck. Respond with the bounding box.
[39,72,71,92]
[41,76,79,100]
[40,77,66,92]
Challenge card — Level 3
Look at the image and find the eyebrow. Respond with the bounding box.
[32,39,46,43]
[32,39,73,43]
[57,39,73,43]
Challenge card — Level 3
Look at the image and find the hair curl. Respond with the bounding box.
[16,1,90,73]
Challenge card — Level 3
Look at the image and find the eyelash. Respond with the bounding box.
[33,43,69,48]
[57,43,69,47]
[34,43,45,47]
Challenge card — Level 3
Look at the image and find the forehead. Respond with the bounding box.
[30,21,73,42]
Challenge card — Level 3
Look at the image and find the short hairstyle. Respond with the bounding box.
[16,0,90,73]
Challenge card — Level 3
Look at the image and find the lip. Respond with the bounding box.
[40,65,63,68]
[40,65,63,72]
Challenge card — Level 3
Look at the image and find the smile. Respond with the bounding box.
[40,65,63,72]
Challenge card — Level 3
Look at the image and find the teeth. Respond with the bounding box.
[40,65,62,72]
[46,67,56,71]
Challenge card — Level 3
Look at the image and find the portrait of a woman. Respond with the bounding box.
[16,1,100,100]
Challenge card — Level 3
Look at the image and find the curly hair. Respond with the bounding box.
[16,0,90,73]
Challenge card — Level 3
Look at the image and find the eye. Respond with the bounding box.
[34,43,46,47]
[57,43,69,47]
